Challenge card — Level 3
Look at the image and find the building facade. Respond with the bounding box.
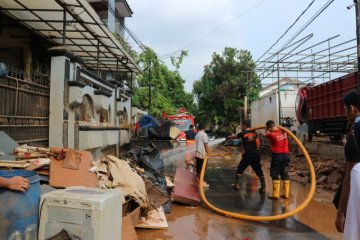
[0,0,140,160]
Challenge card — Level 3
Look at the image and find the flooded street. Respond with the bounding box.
[138,140,342,240]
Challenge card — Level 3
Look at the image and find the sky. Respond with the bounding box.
[126,0,356,92]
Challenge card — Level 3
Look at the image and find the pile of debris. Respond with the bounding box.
[289,153,345,200]
[0,132,186,239]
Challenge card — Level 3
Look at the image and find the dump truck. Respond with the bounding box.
[296,72,357,141]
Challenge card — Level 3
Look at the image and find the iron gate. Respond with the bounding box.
[0,69,50,146]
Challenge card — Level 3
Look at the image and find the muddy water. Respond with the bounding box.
[207,145,342,239]
[292,181,341,240]
[205,168,341,240]
[138,142,342,240]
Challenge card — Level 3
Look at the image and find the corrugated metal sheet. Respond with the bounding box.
[0,0,141,73]
[307,73,357,121]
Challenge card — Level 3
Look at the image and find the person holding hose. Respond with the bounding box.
[195,123,211,188]
[226,120,266,193]
[264,120,290,199]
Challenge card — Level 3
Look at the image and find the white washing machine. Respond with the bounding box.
[38,186,122,240]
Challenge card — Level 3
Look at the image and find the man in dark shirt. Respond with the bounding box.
[227,120,265,192]
[185,125,197,140]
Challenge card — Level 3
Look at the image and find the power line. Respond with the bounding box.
[260,0,335,66]
[257,0,336,81]
[277,0,335,56]
[256,0,315,62]
[159,0,269,59]
[122,23,147,51]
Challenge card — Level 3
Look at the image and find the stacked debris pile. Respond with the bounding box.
[126,143,172,213]
[289,153,345,203]
[0,131,174,237]
[0,144,58,182]
[94,155,150,210]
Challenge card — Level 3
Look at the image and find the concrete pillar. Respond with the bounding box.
[48,47,74,147]
[23,46,32,78]
[108,0,115,32]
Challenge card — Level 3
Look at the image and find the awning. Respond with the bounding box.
[0,0,142,74]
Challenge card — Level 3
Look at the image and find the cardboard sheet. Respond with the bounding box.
[49,149,98,188]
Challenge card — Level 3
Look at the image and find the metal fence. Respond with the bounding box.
[0,69,50,146]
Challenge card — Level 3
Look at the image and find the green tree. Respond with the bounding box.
[113,33,138,61]
[132,47,195,118]
[193,47,261,131]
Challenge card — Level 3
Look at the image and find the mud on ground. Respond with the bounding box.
[287,152,344,204]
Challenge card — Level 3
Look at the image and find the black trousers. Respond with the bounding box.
[270,153,290,180]
[195,157,207,177]
[236,152,264,178]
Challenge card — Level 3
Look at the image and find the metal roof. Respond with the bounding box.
[0,0,141,74]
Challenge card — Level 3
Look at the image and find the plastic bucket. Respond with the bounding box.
[0,170,41,240]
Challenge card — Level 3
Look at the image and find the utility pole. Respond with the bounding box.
[277,56,281,125]
[244,96,248,121]
[244,70,249,121]
[148,61,152,115]
[355,0,360,88]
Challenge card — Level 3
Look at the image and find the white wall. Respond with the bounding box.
[49,52,132,159]
[251,90,299,131]
[251,93,278,128]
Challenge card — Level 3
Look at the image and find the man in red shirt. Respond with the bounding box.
[265,120,290,199]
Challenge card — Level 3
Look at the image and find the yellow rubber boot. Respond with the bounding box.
[268,180,280,199]
[281,180,290,199]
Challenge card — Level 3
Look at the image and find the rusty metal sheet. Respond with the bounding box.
[49,149,98,188]
[171,168,200,206]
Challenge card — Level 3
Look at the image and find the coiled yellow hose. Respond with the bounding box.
[199,125,316,221]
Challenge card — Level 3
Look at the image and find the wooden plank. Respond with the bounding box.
[171,185,201,206]
[26,163,46,171]
[49,149,98,188]
[15,153,49,159]
[36,169,49,176]
[122,216,138,240]
[0,159,31,163]
[171,168,200,206]
[135,206,168,229]
[0,162,31,168]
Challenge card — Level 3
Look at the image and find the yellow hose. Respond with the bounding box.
[199,125,316,221]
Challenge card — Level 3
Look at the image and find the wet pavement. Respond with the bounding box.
[138,141,342,240]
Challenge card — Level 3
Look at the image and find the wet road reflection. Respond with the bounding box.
[137,143,342,240]
[205,169,275,216]
[137,203,331,240]
[203,168,328,238]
